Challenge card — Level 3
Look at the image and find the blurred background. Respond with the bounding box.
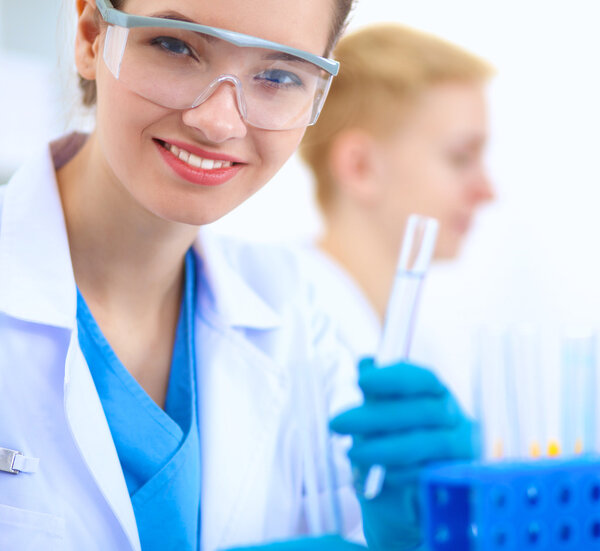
[2,0,600,454]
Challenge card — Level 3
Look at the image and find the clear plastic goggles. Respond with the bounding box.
[97,0,339,131]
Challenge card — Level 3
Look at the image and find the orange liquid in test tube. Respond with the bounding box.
[547,440,561,457]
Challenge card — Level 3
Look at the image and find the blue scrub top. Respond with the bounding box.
[77,250,201,550]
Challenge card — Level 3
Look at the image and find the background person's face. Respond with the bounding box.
[376,82,494,260]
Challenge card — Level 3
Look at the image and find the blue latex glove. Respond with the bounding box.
[222,535,367,550]
[330,359,480,551]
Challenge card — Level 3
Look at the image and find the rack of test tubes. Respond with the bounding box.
[421,456,600,550]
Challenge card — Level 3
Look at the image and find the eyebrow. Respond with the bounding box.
[263,52,312,66]
[150,10,197,23]
[148,11,218,43]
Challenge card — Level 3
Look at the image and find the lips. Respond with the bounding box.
[154,139,244,186]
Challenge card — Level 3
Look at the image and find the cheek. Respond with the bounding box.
[253,127,305,176]
[387,155,440,204]
[411,153,463,203]
[383,141,441,198]
[95,73,167,174]
[98,77,163,135]
[387,157,459,221]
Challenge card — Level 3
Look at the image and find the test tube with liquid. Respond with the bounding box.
[362,215,439,500]
[475,327,549,460]
[473,326,513,460]
[506,327,546,459]
[561,331,597,456]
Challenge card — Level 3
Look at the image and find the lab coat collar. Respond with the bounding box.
[0,144,76,329]
[194,230,282,330]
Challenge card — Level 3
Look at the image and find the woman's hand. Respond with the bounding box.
[330,358,480,551]
[222,535,366,550]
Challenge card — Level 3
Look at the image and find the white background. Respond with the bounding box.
[2,0,600,453]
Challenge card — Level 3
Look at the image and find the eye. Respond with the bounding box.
[255,69,304,89]
[151,36,194,58]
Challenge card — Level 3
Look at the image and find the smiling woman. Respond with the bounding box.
[0,0,477,550]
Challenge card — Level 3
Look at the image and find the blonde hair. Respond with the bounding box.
[300,23,494,211]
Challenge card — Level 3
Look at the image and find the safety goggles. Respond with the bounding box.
[96,0,339,130]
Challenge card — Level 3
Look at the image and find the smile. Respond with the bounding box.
[161,142,234,170]
[154,139,243,187]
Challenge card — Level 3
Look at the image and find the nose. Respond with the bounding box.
[181,80,248,143]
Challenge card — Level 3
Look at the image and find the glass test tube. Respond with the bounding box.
[362,215,439,500]
[561,331,597,456]
[506,327,546,459]
[475,327,548,460]
[473,326,512,460]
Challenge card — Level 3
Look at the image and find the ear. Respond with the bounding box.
[74,0,102,80]
[327,129,382,206]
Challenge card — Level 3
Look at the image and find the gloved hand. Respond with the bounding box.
[330,358,480,551]
[222,535,367,550]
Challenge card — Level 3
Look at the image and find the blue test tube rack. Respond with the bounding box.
[421,457,600,550]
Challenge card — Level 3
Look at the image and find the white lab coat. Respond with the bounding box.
[0,139,363,550]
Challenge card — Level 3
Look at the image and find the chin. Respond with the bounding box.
[166,210,228,227]
[435,240,463,261]
[147,202,222,227]
[148,190,247,226]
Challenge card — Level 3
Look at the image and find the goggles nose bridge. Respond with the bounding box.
[190,74,248,120]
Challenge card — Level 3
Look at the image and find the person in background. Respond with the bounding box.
[300,23,495,359]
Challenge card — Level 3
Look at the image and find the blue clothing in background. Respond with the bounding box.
[77,250,201,550]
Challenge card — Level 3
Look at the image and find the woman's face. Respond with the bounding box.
[376,82,494,260]
[87,0,335,225]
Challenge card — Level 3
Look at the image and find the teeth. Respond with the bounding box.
[188,154,202,168]
[163,141,233,170]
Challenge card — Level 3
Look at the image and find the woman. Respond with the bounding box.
[0,2,476,550]
[300,24,495,359]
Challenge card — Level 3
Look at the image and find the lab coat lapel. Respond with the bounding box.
[194,234,289,550]
[64,330,142,551]
[197,318,287,551]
